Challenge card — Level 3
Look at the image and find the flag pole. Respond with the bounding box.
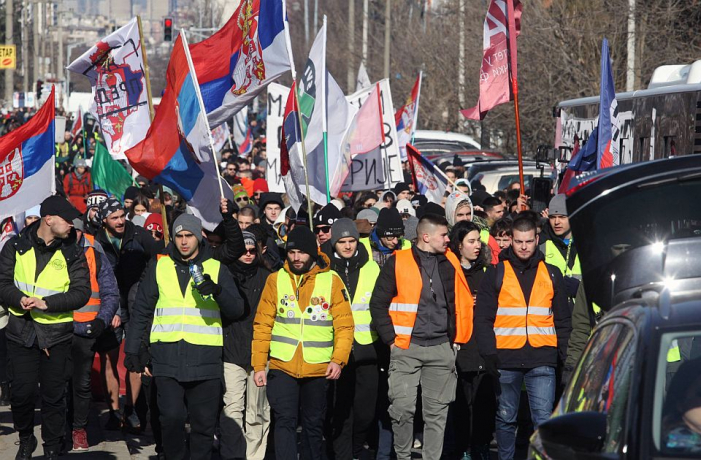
[283,2,314,230]
[505,0,525,194]
[321,15,331,203]
[180,30,227,203]
[138,15,170,244]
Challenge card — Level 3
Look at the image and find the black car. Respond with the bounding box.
[529,155,701,459]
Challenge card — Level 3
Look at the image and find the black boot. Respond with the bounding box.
[43,447,60,460]
[0,381,9,406]
[14,434,37,460]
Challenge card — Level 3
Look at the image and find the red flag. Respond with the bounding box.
[461,0,522,121]
[70,107,83,144]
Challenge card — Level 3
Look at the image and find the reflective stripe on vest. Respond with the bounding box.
[270,270,335,364]
[389,249,473,349]
[10,248,73,324]
[75,234,101,322]
[150,256,223,346]
[667,339,681,363]
[544,240,581,280]
[351,260,380,345]
[494,260,556,349]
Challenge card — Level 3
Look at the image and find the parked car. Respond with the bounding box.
[424,150,505,166]
[413,130,482,154]
[529,155,701,460]
[474,166,549,194]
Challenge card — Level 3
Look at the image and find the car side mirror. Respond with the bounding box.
[538,411,607,457]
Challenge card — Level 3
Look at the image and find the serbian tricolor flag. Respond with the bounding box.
[395,72,422,161]
[125,33,233,230]
[0,89,56,217]
[596,38,620,169]
[190,0,291,128]
[406,144,448,204]
[279,81,305,211]
[238,126,253,156]
[461,0,522,120]
[71,107,84,144]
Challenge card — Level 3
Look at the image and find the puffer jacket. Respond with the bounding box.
[252,252,355,378]
[0,222,91,349]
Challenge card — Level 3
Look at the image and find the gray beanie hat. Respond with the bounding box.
[548,194,568,217]
[357,208,378,224]
[403,216,419,242]
[330,217,360,247]
[173,213,203,243]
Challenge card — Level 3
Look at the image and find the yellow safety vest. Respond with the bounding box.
[351,261,380,345]
[150,256,223,347]
[667,339,681,362]
[480,228,490,246]
[360,237,411,256]
[10,248,73,324]
[544,239,582,280]
[270,270,334,364]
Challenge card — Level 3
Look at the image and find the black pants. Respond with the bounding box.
[8,339,72,449]
[0,327,8,382]
[156,376,221,460]
[266,369,328,460]
[326,361,379,459]
[452,371,497,453]
[70,335,96,430]
[142,374,163,453]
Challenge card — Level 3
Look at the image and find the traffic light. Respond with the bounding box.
[36,80,43,100]
[164,18,173,42]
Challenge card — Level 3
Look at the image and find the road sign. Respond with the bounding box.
[0,45,16,69]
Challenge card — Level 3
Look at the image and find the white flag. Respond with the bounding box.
[233,106,249,148]
[67,18,150,160]
[211,122,231,153]
[356,62,371,92]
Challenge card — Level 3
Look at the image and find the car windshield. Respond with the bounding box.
[654,331,701,456]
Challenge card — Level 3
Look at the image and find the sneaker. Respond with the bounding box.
[15,435,37,460]
[123,411,142,434]
[72,429,89,451]
[413,438,422,449]
[0,381,9,406]
[105,411,122,431]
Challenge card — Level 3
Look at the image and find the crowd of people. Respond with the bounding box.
[0,108,593,460]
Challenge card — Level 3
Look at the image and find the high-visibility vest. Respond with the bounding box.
[74,234,101,323]
[150,255,223,347]
[494,260,556,349]
[388,249,473,349]
[480,228,490,246]
[270,270,335,364]
[10,247,73,324]
[667,339,681,362]
[543,239,581,280]
[350,260,380,344]
[360,237,411,257]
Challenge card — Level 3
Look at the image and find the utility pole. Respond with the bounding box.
[5,0,14,105]
[383,0,390,79]
[21,1,27,92]
[304,0,309,45]
[362,0,368,65]
[32,0,39,83]
[458,0,465,108]
[347,0,354,92]
[626,0,636,91]
[57,8,63,86]
[313,0,318,35]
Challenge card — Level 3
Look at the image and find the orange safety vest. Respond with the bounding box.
[494,260,556,349]
[388,248,473,349]
[74,234,101,323]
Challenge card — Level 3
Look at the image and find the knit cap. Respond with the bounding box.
[173,213,203,243]
[330,218,360,246]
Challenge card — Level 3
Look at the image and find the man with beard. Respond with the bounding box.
[323,218,382,460]
[124,214,243,460]
[252,226,354,460]
[0,196,91,460]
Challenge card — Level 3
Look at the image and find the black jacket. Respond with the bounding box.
[370,246,458,347]
[456,261,487,373]
[223,261,271,367]
[474,246,571,370]
[125,241,244,382]
[324,242,380,363]
[0,222,91,349]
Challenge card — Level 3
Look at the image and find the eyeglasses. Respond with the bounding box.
[235,197,249,202]
[244,248,257,255]
[315,226,331,234]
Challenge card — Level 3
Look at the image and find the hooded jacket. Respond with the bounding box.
[0,222,91,349]
[474,246,571,369]
[252,252,354,378]
[445,191,472,228]
[125,241,244,382]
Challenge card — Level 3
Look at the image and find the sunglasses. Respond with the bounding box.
[244,248,257,255]
[315,226,331,234]
[235,197,249,202]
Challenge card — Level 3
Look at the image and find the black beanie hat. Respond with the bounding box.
[393,182,411,195]
[313,203,343,228]
[375,207,404,237]
[286,226,319,258]
[417,202,445,219]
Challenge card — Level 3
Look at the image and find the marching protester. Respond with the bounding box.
[252,226,354,460]
[0,196,90,460]
[323,218,382,460]
[124,213,244,460]
[370,214,473,460]
[474,215,571,460]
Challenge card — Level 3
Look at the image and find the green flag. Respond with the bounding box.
[91,141,134,199]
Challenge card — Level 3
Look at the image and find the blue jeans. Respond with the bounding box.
[495,366,555,460]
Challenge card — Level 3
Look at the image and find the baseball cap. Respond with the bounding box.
[40,196,81,222]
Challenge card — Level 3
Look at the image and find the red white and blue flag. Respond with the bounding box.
[596,38,620,169]
[279,81,305,211]
[190,0,291,128]
[406,143,448,204]
[395,72,422,161]
[0,89,55,217]
[125,34,233,230]
[238,126,253,156]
